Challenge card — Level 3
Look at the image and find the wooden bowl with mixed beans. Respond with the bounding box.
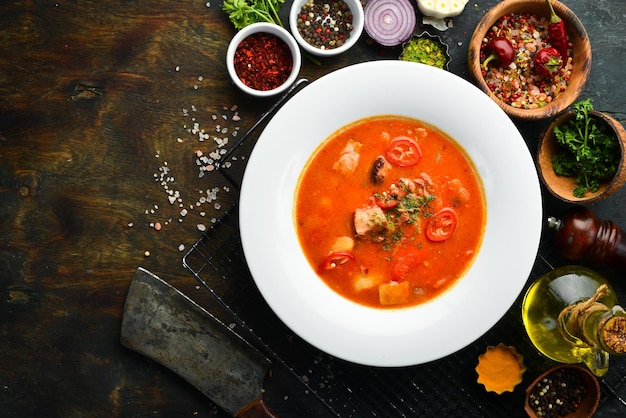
[467,0,591,120]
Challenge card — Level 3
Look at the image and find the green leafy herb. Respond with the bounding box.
[551,98,620,198]
[222,0,285,30]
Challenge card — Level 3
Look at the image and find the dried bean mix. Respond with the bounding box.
[296,0,354,50]
[480,12,573,109]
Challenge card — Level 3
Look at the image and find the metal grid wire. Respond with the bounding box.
[183,202,626,417]
[182,83,626,416]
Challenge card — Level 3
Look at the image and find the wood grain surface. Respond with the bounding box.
[1,0,624,417]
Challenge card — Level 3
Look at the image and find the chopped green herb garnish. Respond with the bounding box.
[400,37,448,69]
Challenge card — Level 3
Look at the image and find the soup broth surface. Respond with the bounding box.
[294,115,486,308]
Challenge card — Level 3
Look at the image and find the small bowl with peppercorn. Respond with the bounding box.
[467,0,592,120]
[227,22,302,98]
[524,365,600,418]
[537,99,626,204]
[289,0,364,57]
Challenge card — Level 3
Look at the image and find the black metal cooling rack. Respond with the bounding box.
[182,82,626,417]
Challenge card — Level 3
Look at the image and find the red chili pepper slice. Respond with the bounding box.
[374,194,399,209]
[318,252,354,272]
[386,136,421,167]
[425,208,458,242]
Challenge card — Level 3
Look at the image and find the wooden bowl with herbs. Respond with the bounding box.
[468,0,592,120]
[537,99,626,204]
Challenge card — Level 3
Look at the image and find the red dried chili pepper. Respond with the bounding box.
[481,37,516,69]
[546,0,568,58]
[533,47,563,77]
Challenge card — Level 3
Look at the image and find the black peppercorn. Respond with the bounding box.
[296,0,354,50]
[527,368,587,418]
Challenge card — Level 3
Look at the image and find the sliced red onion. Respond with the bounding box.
[364,0,417,47]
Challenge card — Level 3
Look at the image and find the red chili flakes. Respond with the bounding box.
[480,12,573,109]
[233,33,293,91]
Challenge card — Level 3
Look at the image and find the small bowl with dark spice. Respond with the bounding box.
[289,0,364,57]
[537,99,626,204]
[400,32,451,71]
[467,0,592,120]
[227,22,302,97]
[524,365,600,418]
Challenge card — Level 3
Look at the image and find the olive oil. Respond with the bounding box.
[522,265,622,376]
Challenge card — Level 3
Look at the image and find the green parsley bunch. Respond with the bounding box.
[552,98,620,198]
[222,0,285,30]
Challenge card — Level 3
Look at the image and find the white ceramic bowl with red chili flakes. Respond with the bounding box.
[468,0,591,120]
[289,0,364,57]
[226,22,302,98]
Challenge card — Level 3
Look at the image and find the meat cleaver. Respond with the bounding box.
[120,267,277,417]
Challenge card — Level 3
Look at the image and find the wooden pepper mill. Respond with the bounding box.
[548,206,626,271]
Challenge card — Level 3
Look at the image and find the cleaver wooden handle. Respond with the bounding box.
[236,398,277,418]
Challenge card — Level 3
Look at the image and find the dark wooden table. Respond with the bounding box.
[1,1,625,417]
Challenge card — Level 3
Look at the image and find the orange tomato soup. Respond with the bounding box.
[294,116,486,309]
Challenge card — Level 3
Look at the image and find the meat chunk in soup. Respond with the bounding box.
[354,205,387,239]
[333,139,362,175]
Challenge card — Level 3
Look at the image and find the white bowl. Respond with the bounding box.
[239,61,542,367]
[289,0,364,57]
[226,22,301,97]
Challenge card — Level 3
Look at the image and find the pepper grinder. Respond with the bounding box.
[547,206,626,271]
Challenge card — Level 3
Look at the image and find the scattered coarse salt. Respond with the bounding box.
[178,244,185,251]
[197,224,207,232]
[144,250,150,257]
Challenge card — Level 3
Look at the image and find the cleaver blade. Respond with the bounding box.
[120,267,277,417]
